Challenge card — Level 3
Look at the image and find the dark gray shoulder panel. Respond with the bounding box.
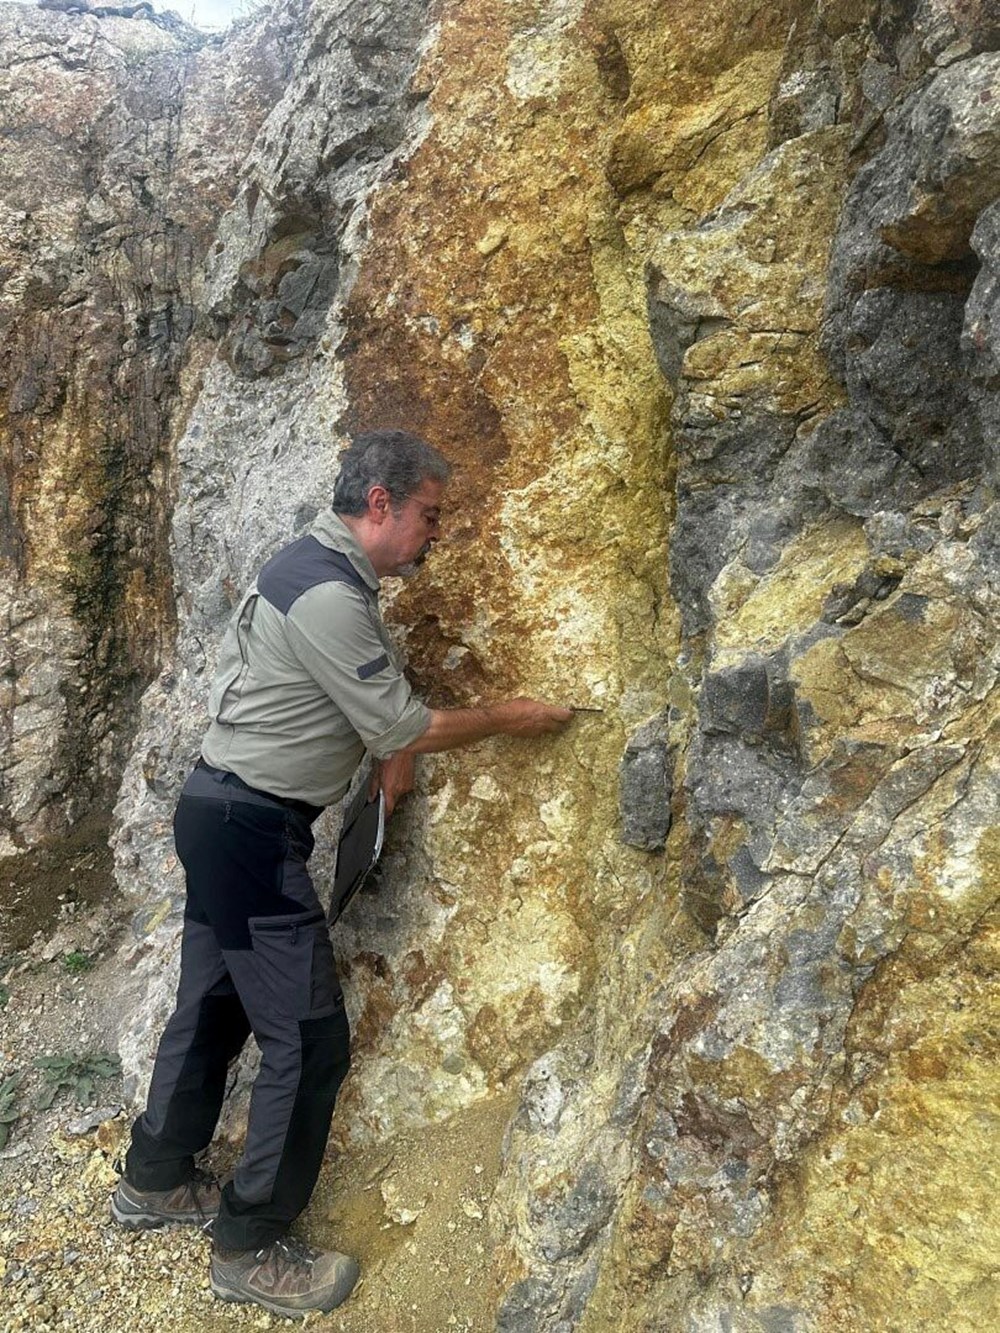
[257,536,368,615]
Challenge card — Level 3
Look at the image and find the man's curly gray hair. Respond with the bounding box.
[332,429,451,516]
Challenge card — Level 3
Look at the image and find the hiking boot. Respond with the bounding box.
[210,1235,359,1318]
[110,1168,221,1231]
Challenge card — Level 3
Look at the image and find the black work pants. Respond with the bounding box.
[125,763,350,1251]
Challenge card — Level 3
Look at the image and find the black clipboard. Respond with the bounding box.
[330,785,385,923]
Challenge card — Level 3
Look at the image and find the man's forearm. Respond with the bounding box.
[404,697,574,754]
[405,706,506,754]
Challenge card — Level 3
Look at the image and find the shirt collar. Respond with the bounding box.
[309,510,381,594]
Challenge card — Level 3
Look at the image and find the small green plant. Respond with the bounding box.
[34,1053,121,1109]
[62,951,94,975]
[0,981,9,1011]
[0,1071,24,1149]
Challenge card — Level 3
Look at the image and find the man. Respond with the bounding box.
[111,429,573,1319]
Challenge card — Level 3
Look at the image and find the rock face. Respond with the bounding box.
[0,0,298,851]
[1,0,998,1330]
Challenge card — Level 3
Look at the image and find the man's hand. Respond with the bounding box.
[493,698,575,736]
[369,751,416,817]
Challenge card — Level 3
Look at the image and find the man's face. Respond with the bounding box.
[383,478,444,577]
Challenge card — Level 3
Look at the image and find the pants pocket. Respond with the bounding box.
[247,911,343,1021]
[283,809,316,863]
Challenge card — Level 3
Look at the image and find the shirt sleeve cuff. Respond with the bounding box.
[365,698,432,758]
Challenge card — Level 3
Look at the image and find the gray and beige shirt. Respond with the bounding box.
[201,511,431,806]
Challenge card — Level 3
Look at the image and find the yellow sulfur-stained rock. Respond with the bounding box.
[712,518,870,665]
[746,919,1000,1332]
[332,0,676,1136]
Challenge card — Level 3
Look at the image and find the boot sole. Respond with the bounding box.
[210,1279,313,1320]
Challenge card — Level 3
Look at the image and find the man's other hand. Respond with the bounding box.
[495,698,575,736]
[369,751,416,816]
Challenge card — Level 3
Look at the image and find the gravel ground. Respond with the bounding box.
[0,876,505,1332]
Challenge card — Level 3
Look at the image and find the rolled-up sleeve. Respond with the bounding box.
[285,582,431,757]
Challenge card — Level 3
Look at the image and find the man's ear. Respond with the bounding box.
[366,484,391,524]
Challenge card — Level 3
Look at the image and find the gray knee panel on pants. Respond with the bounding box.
[223,918,345,1205]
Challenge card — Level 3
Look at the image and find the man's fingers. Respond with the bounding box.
[501,698,577,736]
[376,751,416,817]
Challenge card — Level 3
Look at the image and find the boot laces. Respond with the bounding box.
[261,1235,321,1273]
[183,1167,219,1226]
